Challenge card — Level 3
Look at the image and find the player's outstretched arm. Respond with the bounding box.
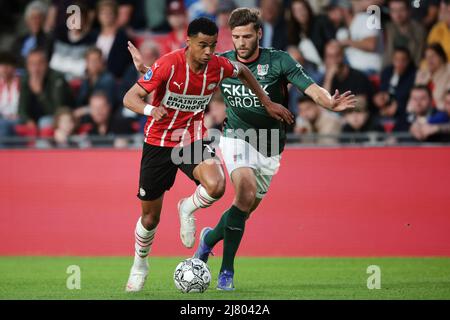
[123,84,167,120]
[304,83,357,112]
[235,62,294,124]
[128,41,148,75]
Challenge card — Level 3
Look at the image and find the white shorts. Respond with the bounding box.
[219,136,281,199]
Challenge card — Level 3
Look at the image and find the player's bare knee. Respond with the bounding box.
[202,177,225,199]
[141,211,160,230]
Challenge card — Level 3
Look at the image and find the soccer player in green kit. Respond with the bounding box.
[128,8,356,291]
[192,8,356,291]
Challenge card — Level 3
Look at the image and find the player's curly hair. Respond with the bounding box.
[228,7,262,32]
[187,17,218,37]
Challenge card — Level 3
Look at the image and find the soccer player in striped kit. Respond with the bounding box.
[123,17,292,292]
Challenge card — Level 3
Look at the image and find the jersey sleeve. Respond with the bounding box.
[279,51,315,92]
[137,56,171,93]
[217,56,240,79]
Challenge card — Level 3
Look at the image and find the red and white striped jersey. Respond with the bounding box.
[137,48,238,147]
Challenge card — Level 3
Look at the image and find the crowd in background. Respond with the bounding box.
[0,0,450,148]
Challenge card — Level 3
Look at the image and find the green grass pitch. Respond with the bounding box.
[1,257,449,299]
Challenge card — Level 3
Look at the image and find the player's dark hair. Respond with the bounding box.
[412,85,432,98]
[228,7,262,32]
[426,43,448,64]
[0,51,17,66]
[187,17,218,37]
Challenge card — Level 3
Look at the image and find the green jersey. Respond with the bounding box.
[219,48,315,156]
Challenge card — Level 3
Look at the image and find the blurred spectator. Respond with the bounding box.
[49,2,97,80]
[76,47,116,111]
[81,91,134,147]
[204,93,226,130]
[287,0,322,67]
[427,0,450,62]
[143,0,169,32]
[288,0,315,47]
[336,0,382,74]
[52,107,80,148]
[322,40,374,113]
[260,0,288,50]
[0,53,20,137]
[383,0,426,67]
[216,0,237,53]
[375,46,417,116]
[307,0,332,15]
[117,0,138,29]
[415,43,450,110]
[12,1,53,68]
[286,45,321,118]
[44,0,96,33]
[160,0,188,56]
[188,0,219,22]
[94,0,132,78]
[408,85,449,141]
[340,95,383,143]
[295,95,342,145]
[18,48,74,130]
[118,0,147,31]
[410,89,450,141]
[310,0,347,58]
[410,0,441,31]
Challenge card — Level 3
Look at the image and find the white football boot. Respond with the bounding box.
[125,261,149,292]
[178,198,196,248]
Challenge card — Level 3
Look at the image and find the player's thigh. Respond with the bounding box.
[138,143,178,201]
[253,154,281,199]
[178,139,225,196]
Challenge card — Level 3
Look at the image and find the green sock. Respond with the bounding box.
[221,205,248,273]
[204,210,228,248]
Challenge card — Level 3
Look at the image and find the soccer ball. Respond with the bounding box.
[173,258,211,293]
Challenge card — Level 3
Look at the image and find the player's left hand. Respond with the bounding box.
[265,101,294,124]
[128,41,147,74]
[330,90,357,112]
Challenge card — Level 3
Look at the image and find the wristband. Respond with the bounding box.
[143,104,155,116]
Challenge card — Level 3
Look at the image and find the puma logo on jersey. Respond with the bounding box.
[173,81,183,90]
[204,144,214,154]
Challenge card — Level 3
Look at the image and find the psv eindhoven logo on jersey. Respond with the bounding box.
[143,69,153,81]
[257,64,269,77]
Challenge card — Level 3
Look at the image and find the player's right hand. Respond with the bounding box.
[151,106,168,121]
[128,41,146,74]
[265,101,294,124]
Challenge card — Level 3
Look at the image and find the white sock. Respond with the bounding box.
[181,184,218,215]
[133,217,156,270]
